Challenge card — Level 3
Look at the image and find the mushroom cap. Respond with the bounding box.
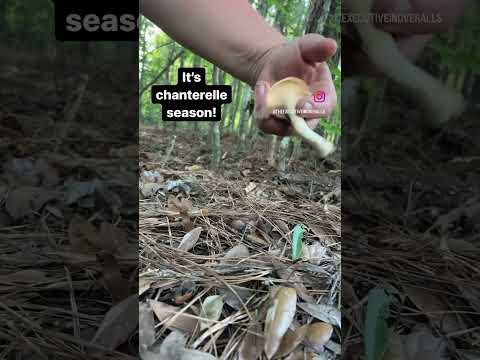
[266,77,311,111]
[306,322,333,351]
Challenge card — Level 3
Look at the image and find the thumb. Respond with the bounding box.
[298,34,337,64]
[254,81,271,119]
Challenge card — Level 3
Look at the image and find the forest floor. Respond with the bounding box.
[0,49,139,359]
[139,125,342,359]
[342,93,480,359]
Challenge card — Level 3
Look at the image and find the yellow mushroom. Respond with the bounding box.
[305,322,333,352]
[266,77,335,158]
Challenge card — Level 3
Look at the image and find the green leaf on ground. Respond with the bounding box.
[365,288,396,360]
[291,225,304,261]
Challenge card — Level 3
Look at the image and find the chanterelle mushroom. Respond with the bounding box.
[266,77,335,158]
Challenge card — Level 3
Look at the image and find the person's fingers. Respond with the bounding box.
[298,34,337,65]
[304,118,320,130]
[254,80,294,136]
[254,81,269,109]
[297,64,337,118]
[297,96,330,119]
[254,80,271,119]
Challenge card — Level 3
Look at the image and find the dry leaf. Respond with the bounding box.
[34,158,60,187]
[241,169,250,177]
[6,186,56,220]
[200,295,224,330]
[98,222,129,254]
[96,252,129,303]
[150,300,198,333]
[96,186,122,215]
[3,157,59,187]
[141,170,163,183]
[45,205,63,218]
[297,302,341,328]
[239,323,264,360]
[187,164,204,172]
[275,219,290,234]
[158,331,187,360]
[3,157,38,186]
[231,219,247,231]
[146,331,217,360]
[325,340,341,356]
[181,350,217,360]
[223,244,250,259]
[264,287,297,359]
[284,350,306,360]
[68,215,99,253]
[219,285,252,310]
[403,286,462,333]
[140,182,163,199]
[178,227,202,252]
[273,260,314,303]
[245,182,257,194]
[309,224,335,246]
[301,242,327,265]
[65,180,99,205]
[385,327,449,359]
[139,276,154,296]
[91,294,138,350]
[273,326,308,359]
[139,302,156,352]
[168,195,193,213]
[246,232,269,245]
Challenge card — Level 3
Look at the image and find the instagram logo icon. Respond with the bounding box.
[313,90,326,103]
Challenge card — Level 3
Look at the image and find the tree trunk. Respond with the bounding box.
[210,66,223,168]
[228,80,242,132]
[267,136,278,167]
[306,0,331,35]
[139,17,148,123]
[192,55,202,133]
[238,89,252,143]
[277,137,290,172]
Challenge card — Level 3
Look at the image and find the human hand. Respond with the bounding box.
[253,34,338,136]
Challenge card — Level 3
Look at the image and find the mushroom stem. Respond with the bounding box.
[266,77,336,158]
[347,0,465,126]
[288,107,335,158]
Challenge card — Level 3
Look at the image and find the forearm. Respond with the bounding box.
[140,0,285,86]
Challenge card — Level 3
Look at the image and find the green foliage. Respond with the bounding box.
[319,119,341,135]
[429,4,480,75]
[291,224,304,260]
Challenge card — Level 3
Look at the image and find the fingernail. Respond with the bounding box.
[303,101,313,110]
[255,82,267,97]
